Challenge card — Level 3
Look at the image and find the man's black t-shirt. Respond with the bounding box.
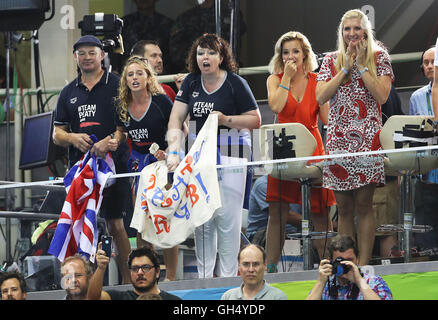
[107,289,182,300]
[54,70,129,169]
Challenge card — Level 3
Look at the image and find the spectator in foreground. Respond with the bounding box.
[60,254,93,300]
[306,235,393,300]
[87,245,181,300]
[0,271,27,300]
[221,244,288,300]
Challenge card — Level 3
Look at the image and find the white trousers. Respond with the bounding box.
[194,156,247,278]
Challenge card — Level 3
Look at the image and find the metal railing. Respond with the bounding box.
[0,50,424,98]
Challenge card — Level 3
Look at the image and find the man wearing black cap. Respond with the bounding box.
[53,35,132,284]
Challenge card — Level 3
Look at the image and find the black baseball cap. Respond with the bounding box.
[73,35,103,52]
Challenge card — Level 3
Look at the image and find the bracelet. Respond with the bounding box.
[341,67,349,75]
[279,84,289,91]
[359,67,369,76]
[169,151,178,155]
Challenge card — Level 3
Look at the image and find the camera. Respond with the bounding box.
[78,13,124,54]
[331,257,351,276]
[271,128,296,160]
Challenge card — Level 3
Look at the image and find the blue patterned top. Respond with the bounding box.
[321,273,393,300]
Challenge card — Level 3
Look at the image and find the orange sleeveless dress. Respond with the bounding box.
[266,72,336,214]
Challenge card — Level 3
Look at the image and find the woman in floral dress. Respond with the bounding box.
[316,9,394,265]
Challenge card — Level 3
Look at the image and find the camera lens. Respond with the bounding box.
[331,257,350,276]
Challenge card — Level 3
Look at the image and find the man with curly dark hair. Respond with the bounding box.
[87,245,181,300]
[0,271,27,300]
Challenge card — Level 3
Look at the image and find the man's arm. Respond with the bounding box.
[306,259,331,300]
[53,124,94,153]
[342,261,383,300]
[409,95,418,115]
[306,280,326,300]
[91,126,127,158]
[106,126,127,152]
[87,245,112,300]
[356,277,383,300]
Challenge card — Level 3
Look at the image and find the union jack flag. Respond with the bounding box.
[48,146,115,262]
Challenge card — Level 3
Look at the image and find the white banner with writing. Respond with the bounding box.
[130,114,221,248]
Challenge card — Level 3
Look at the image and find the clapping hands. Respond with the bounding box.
[345,39,367,71]
[354,39,367,69]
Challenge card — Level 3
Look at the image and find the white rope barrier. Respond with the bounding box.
[217,144,438,169]
[1,144,437,190]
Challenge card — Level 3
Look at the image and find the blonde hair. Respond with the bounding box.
[335,9,384,79]
[268,31,318,75]
[117,56,164,123]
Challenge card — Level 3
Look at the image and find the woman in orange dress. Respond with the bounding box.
[265,31,336,271]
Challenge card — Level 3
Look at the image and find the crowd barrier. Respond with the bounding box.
[25,261,438,300]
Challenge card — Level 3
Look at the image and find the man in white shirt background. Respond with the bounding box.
[410,44,438,252]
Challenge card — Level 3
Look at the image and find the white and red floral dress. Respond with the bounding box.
[316,50,394,191]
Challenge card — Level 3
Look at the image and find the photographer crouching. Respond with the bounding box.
[306,235,393,300]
